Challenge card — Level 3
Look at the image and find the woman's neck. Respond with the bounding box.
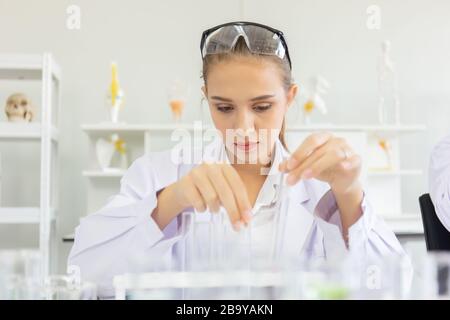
[225,148,275,206]
[232,163,269,207]
[231,162,270,177]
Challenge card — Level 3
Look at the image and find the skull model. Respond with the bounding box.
[5,93,35,122]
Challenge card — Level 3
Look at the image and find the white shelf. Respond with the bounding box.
[286,124,426,133]
[0,207,56,224]
[81,122,426,134]
[381,213,424,235]
[367,169,423,177]
[0,123,58,142]
[0,53,61,81]
[81,123,207,133]
[82,170,125,178]
[0,207,39,223]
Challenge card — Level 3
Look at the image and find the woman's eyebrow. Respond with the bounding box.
[250,94,275,101]
[211,96,233,102]
[210,94,276,102]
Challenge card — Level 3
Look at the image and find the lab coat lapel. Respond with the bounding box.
[280,181,315,258]
[276,141,315,258]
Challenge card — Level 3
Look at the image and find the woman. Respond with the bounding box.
[68,22,408,298]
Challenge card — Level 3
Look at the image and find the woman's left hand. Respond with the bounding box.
[279,132,362,195]
[279,132,365,241]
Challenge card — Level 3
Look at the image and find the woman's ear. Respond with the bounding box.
[286,84,299,109]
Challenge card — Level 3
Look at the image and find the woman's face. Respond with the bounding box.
[203,58,297,166]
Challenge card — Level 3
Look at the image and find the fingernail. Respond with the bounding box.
[287,174,296,185]
[301,169,313,180]
[342,161,352,170]
[211,206,220,214]
[233,221,242,232]
[287,158,299,170]
[198,206,206,213]
[243,209,252,222]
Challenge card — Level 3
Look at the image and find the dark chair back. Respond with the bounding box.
[419,193,450,251]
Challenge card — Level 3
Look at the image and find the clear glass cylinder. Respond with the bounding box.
[422,252,450,299]
[43,275,97,300]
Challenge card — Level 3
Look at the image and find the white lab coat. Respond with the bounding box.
[68,137,409,298]
[429,134,450,231]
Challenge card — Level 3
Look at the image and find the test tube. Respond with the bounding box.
[180,210,197,272]
[209,209,225,267]
[270,172,290,261]
[242,217,252,298]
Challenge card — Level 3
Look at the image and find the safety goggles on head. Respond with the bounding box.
[200,21,292,70]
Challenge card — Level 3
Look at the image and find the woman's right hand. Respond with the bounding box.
[173,162,253,231]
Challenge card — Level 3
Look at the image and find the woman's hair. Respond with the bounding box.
[201,37,293,150]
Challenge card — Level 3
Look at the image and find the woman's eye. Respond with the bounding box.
[253,104,272,112]
[217,105,234,113]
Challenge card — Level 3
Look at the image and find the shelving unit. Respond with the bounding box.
[0,123,59,141]
[81,123,202,132]
[82,170,126,178]
[367,169,422,177]
[80,121,425,235]
[380,214,424,235]
[0,207,56,224]
[0,207,41,224]
[287,124,426,134]
[81,123,426,133]
[0,53,61,277]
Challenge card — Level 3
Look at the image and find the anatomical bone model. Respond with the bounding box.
[301,75,329,125]
[4,93,35,122]
[96,134,128,172]
[377,40,400,124]
[107,62,124,123]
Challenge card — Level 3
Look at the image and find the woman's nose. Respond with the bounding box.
[234,110,254,132]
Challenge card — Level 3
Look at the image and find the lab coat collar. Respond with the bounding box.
[252,139,289,212]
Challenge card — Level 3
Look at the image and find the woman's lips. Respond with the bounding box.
[234,142,258,152]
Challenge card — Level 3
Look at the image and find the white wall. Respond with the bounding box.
[0,0,449,273]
